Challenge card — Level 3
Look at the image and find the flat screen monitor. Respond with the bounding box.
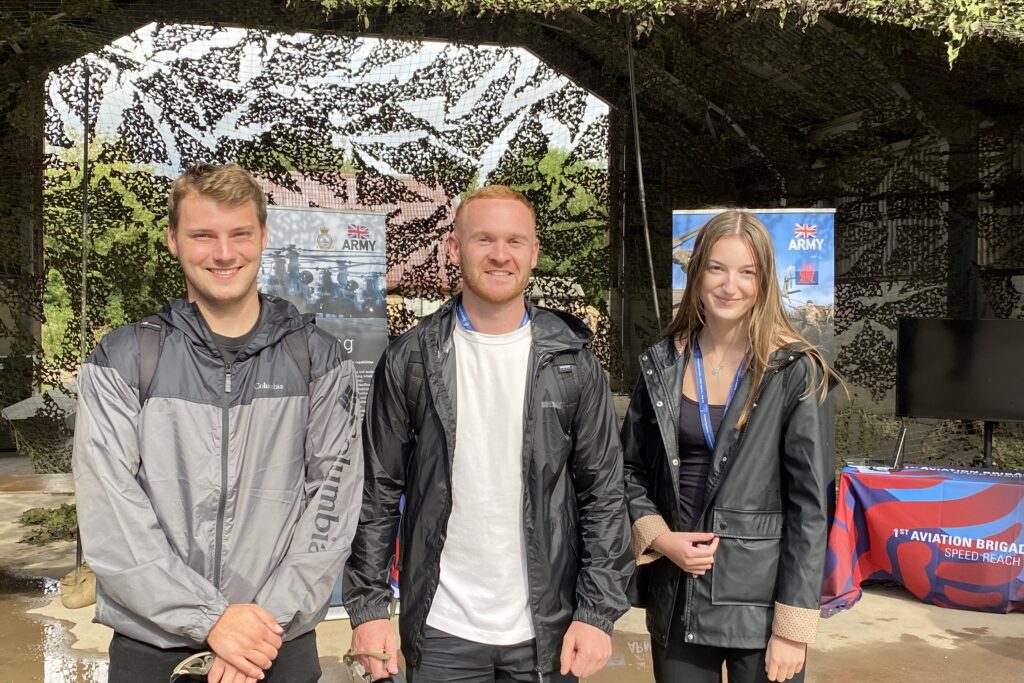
[896,318,1024,423]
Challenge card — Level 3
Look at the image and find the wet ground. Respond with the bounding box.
[0,453,1021,682]
[3,574,1022,683]
[0,569,108,682]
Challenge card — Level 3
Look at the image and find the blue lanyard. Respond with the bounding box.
[456,303,529,332]
[692,341,745,452]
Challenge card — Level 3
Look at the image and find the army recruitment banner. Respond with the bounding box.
[262,206,388,412]
[262,206,390,617]
[671,208,836,359]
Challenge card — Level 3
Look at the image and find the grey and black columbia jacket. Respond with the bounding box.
[343,295,633,673]
[73,294,363,648]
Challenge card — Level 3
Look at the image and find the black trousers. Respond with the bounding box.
[653,638,807,683]
[651,592,806,683]
[107,630,321,683]
[406,625,576,683]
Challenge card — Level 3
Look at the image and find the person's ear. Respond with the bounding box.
[167,224,179,258]
[447,232,461,266]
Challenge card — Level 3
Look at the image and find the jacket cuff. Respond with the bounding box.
[346,603,393,629]
[772,602,819,643]
[631,515,671,566]
[185,598,229,644]
[572,607,614,636]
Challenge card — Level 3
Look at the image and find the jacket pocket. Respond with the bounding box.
[541,401,572,443]
[709,508,783,607]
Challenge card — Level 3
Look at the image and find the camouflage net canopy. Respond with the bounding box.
[42,23,613,339]
[3,1,1024,471]
[12,23,615,471]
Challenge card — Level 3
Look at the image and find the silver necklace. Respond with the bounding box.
[702,332,740,376]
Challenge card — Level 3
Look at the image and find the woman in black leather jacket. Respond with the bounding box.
[622,211,839,683]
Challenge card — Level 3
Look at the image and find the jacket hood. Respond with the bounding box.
[428,293,593,356]
[157,294,310,361]
[527,299,594,353]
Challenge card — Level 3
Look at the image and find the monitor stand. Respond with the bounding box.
[890,423,907,471]
[983,421,997,469]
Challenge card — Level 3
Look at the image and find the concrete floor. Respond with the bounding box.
[0,455,1022,682]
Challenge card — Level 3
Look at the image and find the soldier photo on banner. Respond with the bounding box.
[671,208,836,359]
[262,206,388,412]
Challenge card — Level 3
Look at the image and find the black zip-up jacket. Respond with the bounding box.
[622,338,834,649]
[343,295,633,672]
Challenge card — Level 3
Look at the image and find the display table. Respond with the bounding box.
[821,465,1024,615]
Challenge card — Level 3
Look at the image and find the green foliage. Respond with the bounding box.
[43,136,183,380]
[42,271,73,362]
[304,0,1024,65]
[489,148,609,306]
[18,503,77,546]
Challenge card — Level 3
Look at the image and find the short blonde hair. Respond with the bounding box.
[168,163,267,230]
[454,185,536,230]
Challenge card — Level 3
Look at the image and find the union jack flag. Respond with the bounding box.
[347,224,369,239]
[794,223,817,239]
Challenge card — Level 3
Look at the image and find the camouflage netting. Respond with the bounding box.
[3,389,75,473]
[2,1,1024,471]
[8,23,616,471]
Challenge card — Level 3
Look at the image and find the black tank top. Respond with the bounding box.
[677,394,725,529]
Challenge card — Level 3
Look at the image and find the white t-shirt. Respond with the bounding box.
[425,321,536,644]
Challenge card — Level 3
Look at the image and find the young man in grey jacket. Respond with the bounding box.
[345,185,632,682]
[73,163,363,683]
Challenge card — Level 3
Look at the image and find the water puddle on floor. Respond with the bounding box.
[0,568,108,682]
[0,563,656,683]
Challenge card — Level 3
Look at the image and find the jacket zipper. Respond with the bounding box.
[522,350,551,670]
[414,333,456,667]
[647,349,689,644]
[213,361,232,589]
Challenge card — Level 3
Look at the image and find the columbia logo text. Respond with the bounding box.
[309,457,352,552]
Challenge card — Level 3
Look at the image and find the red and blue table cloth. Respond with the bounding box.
[821,465,1024,615]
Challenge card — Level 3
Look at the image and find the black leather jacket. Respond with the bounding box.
[344,296,632,671]
[622,337,834,649]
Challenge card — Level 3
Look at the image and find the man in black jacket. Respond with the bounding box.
[343,185,632,682]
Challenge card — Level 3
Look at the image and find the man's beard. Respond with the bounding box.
[462,270,529,305]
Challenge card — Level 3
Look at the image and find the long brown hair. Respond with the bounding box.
[664,210,840,427]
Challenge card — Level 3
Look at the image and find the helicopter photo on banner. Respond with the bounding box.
[671,208,836,360]
[262,206,388,412]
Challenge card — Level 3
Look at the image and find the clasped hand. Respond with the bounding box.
[206,603,284,682]
[651,531,719,575]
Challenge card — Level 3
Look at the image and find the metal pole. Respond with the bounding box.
[619,134,629,387]
[983,421,995,469]
[76,62,91,581]
[626,21,662,328]
[79,62,90,361]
